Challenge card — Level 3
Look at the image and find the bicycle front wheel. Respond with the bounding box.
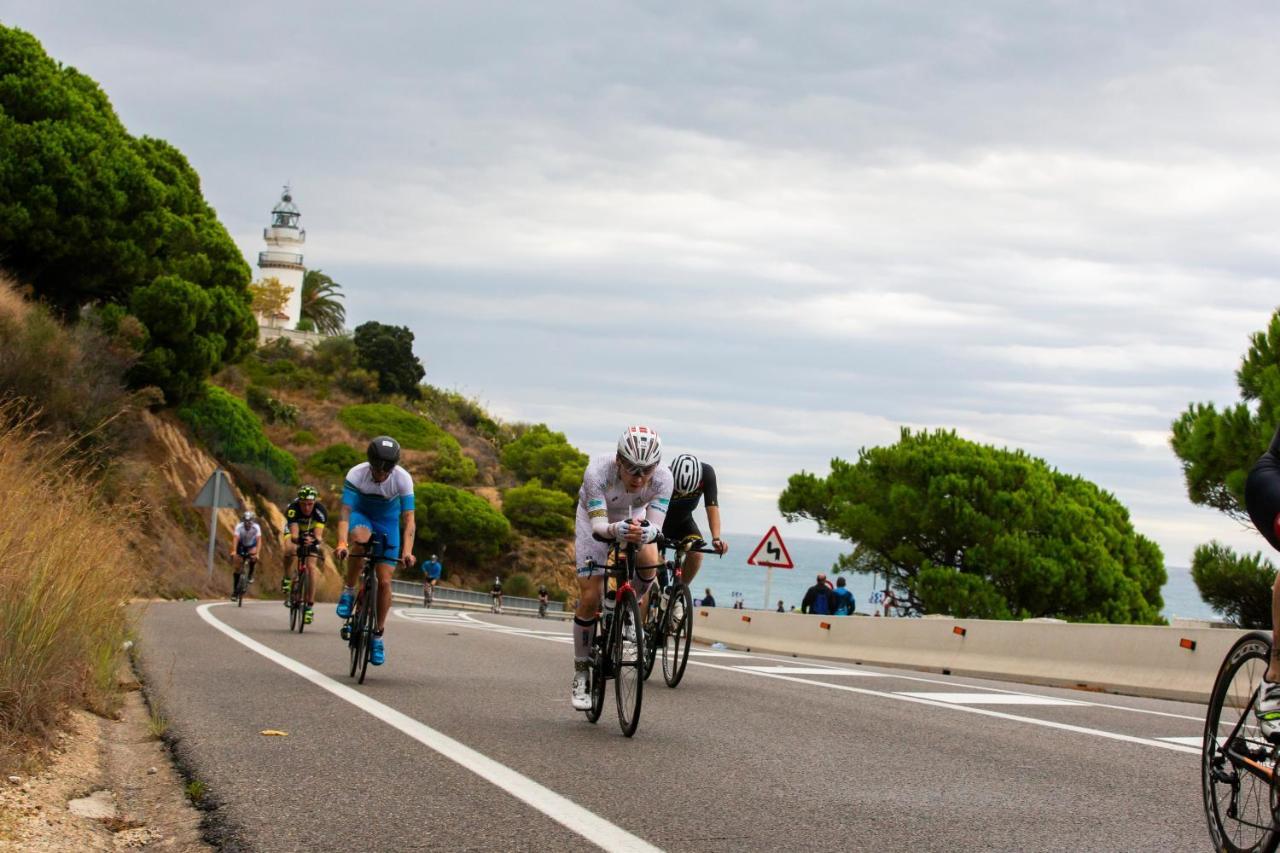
[641,593,662,682]
[1203,631,1279,853]
[358,576,378,684]
[297,572,311,634]
[613,589,644,737]
[662,584,693,688]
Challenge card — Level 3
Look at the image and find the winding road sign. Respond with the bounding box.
[747,526,794,569]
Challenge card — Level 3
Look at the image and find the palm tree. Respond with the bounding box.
[299,269,346,335]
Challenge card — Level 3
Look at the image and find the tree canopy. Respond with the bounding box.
[500,424,588,494]
[0,25,256,404]
[779,428,1165,622]
[353,321,425,399]
[413,483,511,562]
[300,269,346,335]
[1173,308,1280,622]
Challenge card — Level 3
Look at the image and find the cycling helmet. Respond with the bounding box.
[616,425,662,470]
[367,435,401,474]
[297,485,318,501]
[242,510,255,522]
[669,453,702,496]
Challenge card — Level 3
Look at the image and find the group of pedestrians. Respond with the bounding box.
[800,573,856,616]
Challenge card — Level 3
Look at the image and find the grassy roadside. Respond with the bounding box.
[0,409,139,771]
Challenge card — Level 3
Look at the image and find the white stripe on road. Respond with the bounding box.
[897,691,1084,706]
[197,604,659,853]
[736,666,887,677]
[690,659,1201,755]
[1157,736,1205,747]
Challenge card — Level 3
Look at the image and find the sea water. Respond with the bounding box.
[691,532,1216,621]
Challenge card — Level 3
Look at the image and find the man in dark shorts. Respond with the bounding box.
[662,454,729,586]
[1246,426,1280,731]
[283,485,327,624]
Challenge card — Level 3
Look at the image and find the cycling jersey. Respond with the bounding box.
[575,455,673,575]
[286,499,328,533]
[1247,424,1280,550]
[233,521,261,548]
[422,560,443,580]
[342,462,415,563]
[663,462,718,540]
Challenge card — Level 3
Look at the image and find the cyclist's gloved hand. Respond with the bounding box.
[638,522,659,545]
[609,520,634,541]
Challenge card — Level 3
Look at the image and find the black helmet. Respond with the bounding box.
[367,435,401,474]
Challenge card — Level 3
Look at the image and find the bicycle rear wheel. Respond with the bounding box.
[613,589,644,737]
[641,593,662,681]
[1203,631,1279,853]
[662,584,693,688]
[357,575,377,684]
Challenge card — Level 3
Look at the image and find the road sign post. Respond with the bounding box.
[193,469,241,581]
[746,526,794,610]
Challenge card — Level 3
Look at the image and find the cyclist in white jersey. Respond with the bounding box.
[570,426,672,710]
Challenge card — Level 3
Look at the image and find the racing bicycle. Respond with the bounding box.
[286,534,318,633]
[581,531,652,737]
[340,535,402,685]
[1203,631,1280,852]
[642,535,718,687]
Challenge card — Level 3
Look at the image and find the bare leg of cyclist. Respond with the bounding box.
[681,551,704,587]
[635,542,659,623]
[1269,574,1280,683]
[375,562,394,633]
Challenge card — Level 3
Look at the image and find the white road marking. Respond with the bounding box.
[898,691,1085,706]
[197,604,660,853]
[736,665,887,677]
[1157,736,1205,747]
[687,659,1200,755]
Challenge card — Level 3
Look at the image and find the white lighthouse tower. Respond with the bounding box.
[257,185,306,329]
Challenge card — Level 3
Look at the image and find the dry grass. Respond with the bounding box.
[0,406,138,771]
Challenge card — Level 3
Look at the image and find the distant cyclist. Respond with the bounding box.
[538,585,550,618]
[570,425,672,711]
[1245,424,1280,732]
[662,453,729,585]
[231,510,262,598]
[422,553,443,606]
[334,436,417,666]
[490,576,503,613]
[283,485,326,624]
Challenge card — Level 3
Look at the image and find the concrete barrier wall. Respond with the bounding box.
[695,609,1252,703]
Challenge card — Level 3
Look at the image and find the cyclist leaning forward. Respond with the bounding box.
[663,453,729,585]
[335,436,417,666]
[231,511,262,598]
[282,485,327,624]
[570,425,672,710]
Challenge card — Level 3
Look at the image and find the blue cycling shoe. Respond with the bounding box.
[336,590,354,619]
[370,636,385,666]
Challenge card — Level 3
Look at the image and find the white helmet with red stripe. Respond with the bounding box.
[616,425,662,469]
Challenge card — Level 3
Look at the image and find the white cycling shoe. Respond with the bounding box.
[1258,677,1280,739]
[571,666,591,710]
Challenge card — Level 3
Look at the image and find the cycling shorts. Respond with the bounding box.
[236,544,256,558]
[349,509,400,565]
[1247,452,1280,551]
[662,513,702,543]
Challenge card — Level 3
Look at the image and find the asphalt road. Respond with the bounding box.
[138,600,1211,852]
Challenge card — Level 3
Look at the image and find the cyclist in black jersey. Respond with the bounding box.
[1245,425,1280,733]
[283,486,327,622]
[662,454,728,586]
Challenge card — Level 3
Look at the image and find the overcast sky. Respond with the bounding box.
[10,2,1280,565]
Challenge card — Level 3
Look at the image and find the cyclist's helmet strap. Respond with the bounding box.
[367,435,401,472]
[617,425,662,468]
[670,453,702,496]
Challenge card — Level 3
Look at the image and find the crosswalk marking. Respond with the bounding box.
[896,691,1084,706]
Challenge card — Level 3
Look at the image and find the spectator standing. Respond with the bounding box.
[801,574,835,615]
[776,600,785,613]
[832,576,855,615]
[702,588,717,607]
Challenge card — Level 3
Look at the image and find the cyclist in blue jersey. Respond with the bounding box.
[422,553,443,606]
[334,436,417,665]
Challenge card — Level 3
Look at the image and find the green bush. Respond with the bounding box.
[339,403,476,484]
[413,483,511,562]
[504,573,534,598]
[502,480,575,536]
[312,335,358,376]
[307,443,363,478]
[353,321,425,398]
[245,383,299,426]
[337,368,379,400]
[500,424,587,494]
[178,384,297,484]
[292,429,318,446]
[419,385,510,445]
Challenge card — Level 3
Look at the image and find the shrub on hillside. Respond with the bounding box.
[339,403,476,484]
[307,443,363,478]
[0,281,149,461]
[353,321,425,398]
[413,483,511,562]
[502,480,575,537]
[292,429,318,446]
[245,383,299,425]
[418,385,511,446]
[500,424,588,494]
[504,573,534,598]
[0,409,137,768]
[179,384,297,485]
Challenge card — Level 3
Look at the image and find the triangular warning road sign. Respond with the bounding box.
[747,526,794,569]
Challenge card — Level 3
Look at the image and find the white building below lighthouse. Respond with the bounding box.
[257,186,306,329]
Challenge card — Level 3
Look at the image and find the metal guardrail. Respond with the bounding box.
[390,580,565,613]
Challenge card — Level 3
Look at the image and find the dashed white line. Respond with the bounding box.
[197,603,660,853]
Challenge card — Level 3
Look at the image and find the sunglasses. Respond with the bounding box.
[621,462,657,477]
